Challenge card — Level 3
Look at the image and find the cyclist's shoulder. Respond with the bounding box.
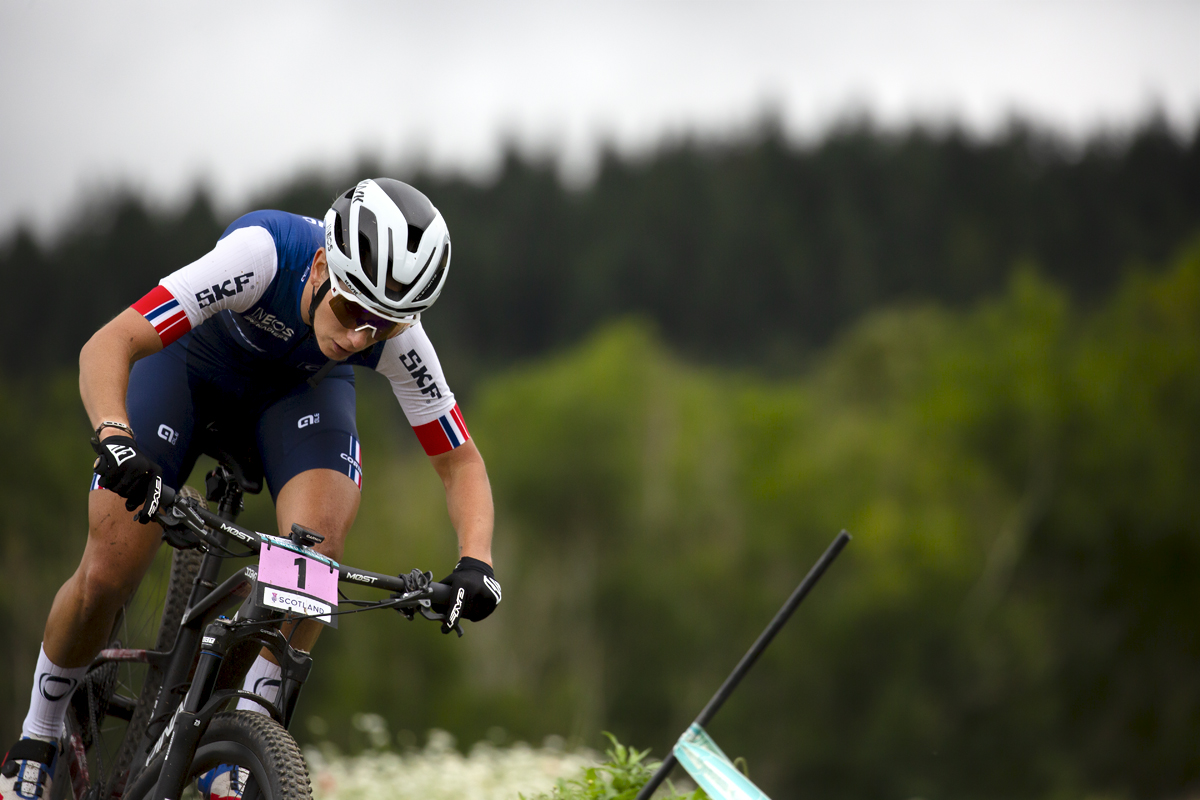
[221,211,324,271]
[221,210,324,240]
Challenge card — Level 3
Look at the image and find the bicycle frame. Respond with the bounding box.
[74,466,450,800]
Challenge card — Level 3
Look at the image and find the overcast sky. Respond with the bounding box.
[1,0,1197,241]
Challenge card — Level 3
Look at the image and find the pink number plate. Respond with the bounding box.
[255,535,340,627]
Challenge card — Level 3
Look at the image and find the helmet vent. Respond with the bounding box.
[357,207,379,284]
[358,231,375,282]
[407,224,422,254]
[412,242,450,304]
[386,228,395,278]
[333,213,351,258]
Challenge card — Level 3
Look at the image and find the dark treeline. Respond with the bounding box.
[3,116,1198,377]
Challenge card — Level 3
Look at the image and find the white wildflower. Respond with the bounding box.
[306,731,598,800]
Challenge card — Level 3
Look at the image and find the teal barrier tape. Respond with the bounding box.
[673,724,770,800]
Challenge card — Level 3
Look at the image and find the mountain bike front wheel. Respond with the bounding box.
[130,712,310,800]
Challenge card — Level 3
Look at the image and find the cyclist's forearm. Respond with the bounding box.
[79,308,163,433]
[450,465,494,564]
[434,441,495,565]
[448,461,494,564]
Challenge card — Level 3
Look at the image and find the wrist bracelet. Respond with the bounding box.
[93,420,135,442]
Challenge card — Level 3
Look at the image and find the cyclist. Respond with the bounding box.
[0,178,501,800]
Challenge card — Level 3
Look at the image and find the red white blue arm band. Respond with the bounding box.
[412,405,471,456]
[132,285,191,346]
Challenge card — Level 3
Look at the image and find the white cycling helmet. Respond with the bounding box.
[322,178,451,322]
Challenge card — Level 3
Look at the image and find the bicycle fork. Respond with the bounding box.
[147,620,230,800]
[144,618,313,800]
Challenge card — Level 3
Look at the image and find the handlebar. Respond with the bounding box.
[154,484,454,606]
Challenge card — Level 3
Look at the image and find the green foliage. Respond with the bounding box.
[522,734,707,800]
[466,241,1200,798]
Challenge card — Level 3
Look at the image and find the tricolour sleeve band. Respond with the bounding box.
[412,404,470,456]
[132,285,191,346]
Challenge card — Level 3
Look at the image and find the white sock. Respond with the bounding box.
[235,655,282,714]
[22,644,89,740]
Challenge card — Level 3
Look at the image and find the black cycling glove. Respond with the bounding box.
[437,556,502,633]
[91,434,165,524]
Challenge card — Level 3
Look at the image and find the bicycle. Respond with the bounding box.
[54,451,458,800]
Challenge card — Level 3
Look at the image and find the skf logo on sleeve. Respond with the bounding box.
[399,350,443,400]
[197,272,255,309]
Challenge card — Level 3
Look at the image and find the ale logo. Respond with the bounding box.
[158,424,179,444]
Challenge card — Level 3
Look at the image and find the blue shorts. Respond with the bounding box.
[91,334,363,502]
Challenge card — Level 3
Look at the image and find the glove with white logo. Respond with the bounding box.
[436,557,501,633]
[91,434,165,524]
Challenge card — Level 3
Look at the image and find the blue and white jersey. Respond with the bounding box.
[130,210,469,455]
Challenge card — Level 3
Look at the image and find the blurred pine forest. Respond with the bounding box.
[3,117,1197,379]
[2,118,1200,798]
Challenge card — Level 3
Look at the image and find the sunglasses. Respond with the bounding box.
[328,281,413,341]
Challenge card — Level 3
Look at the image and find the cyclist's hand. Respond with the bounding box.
[91,434,165,523]
[437,557,501,633]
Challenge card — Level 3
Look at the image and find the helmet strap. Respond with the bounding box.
[307,278,331,327]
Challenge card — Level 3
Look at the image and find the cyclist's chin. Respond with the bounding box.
[321,340,354,360]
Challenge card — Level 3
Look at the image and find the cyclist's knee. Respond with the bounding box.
[73,552,140,614]
[275,469,358,562]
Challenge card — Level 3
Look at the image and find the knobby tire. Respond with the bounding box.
[126,712,310,800]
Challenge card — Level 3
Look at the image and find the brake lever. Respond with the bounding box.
[386,574,466,637]
[156,492,205,549]
[387,571,434,613]
[414,605,464,637]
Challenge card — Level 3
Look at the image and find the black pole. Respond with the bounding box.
[634,530,851,800]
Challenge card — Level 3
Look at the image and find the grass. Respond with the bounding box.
[520,734,709,800]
